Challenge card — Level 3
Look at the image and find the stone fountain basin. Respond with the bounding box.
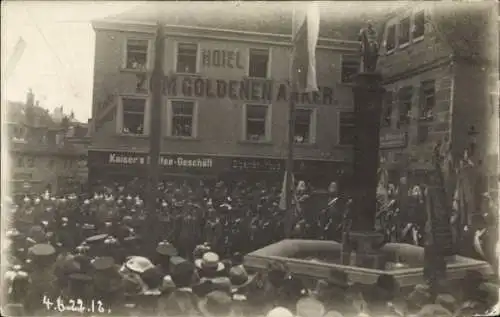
[244,239,492,287]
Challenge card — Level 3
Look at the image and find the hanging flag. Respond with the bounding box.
[4,37,27,81]
[291,2,320,93]
[279,173,296,210]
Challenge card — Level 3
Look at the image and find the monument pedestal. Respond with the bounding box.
[341,231,387,269]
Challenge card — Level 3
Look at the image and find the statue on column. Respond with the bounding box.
[358,22,379,73]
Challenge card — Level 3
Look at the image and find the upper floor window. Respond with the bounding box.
[382,92,393,127]
[341,55,360,83]
[398,86,413,127]
[294,109,315,144]
[399,17,411,47]
[420,80,435,121]
[176,43,198,74]
[412,11,425,39]
[385,25,396,52]
[125,39,148,70]
[245,104,270,141]
[338,112,356,146]
[169,100,196,138]
[248,49,269,78]
[122,98,145,135]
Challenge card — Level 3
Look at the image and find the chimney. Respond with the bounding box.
[26,89,34,107]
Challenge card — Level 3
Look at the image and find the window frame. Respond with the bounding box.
[174,41,201,75]
[242,103,272,142]
[166,99,199,139]
[419,80,436,121]
[294,107,317,145]
[122,37,152,72]
[117,96,148,136]
[385,23,397,54]
[340,54,360,84]
[337,111,356,146]
[247,47,271,79]
[412,10,425,43]
[398,16,411,48]
[382,91,394,128]
[397,86,413,127]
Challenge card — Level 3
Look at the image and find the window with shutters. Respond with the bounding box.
[385,24,396,52]
[339,112,356,145]
[341,55,360,83]
[294,108,315,144]
[125,39,148,71]
[248,48,270,78]
[398,87,413,127]
[399,17,411,47]
[420,80,435,121]
[168,100,196,138]
[382,92,393,127]
[176,43,198,74]
[121,98,146,135]
[412,11,425,40]
[245,104,270,141]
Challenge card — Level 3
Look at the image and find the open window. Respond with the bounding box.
[399,17,411,47]
[338,112,356,146]
[248,49,270,78]
[294,109,315,144]
[169,100,196,137]
[125,39,148,71]
[245,104,270,141]
[121,98,146,135]
[176,43,198,74]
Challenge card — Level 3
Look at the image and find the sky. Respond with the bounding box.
[2,1,140,122]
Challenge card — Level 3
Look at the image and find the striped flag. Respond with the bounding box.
[291,2,320,93]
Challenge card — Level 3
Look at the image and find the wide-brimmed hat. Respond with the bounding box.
[228,266,255,293]
[29,243,55,260]
[195,252,225,273]
[85,234,109,245]
[296,297,325,317]
[266,307,294,317]
[198,290,234,317]
[156,241,178,257]
[193,244,212,259]
[125,256,155,274]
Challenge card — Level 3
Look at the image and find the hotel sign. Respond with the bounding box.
[380,131,407,149]
[161,75,335,105]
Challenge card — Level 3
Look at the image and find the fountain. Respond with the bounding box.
[244,24,492,290]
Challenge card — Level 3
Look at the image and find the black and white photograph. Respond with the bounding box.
[1,1,499,316]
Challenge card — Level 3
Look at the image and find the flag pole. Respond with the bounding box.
[147,22,165,240]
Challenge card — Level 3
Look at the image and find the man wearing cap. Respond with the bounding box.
[25,244,58,313]
[92,256,125,310]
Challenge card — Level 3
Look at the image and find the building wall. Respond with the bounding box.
[90,24,358,163]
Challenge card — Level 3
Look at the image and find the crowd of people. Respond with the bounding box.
[2,178,498,317]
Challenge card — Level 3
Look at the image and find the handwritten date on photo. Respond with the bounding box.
[43,295,111,314]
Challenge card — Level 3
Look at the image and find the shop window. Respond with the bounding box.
[385,25,396,52]
[339,112,356,146]
[248,48,269,78]
[245,104,269,141]
[294,109,315,144]
[420,80,435,121]
[399,17,411,47]
[125,39,148,70]
[398,87,413,127]
[176,43,198,74]
[170,100,196,137]
[122,98,145,135]
[382,92,394,127]
[341,55,360,83]
[412,11,425,40]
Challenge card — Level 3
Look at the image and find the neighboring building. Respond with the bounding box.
[376,1,498,221]
[5,90,90,196]
[88,2,404,187]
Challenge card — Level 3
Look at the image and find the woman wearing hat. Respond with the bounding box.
[195,252,226,279]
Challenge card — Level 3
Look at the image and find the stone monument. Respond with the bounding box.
[340,23,386,269]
